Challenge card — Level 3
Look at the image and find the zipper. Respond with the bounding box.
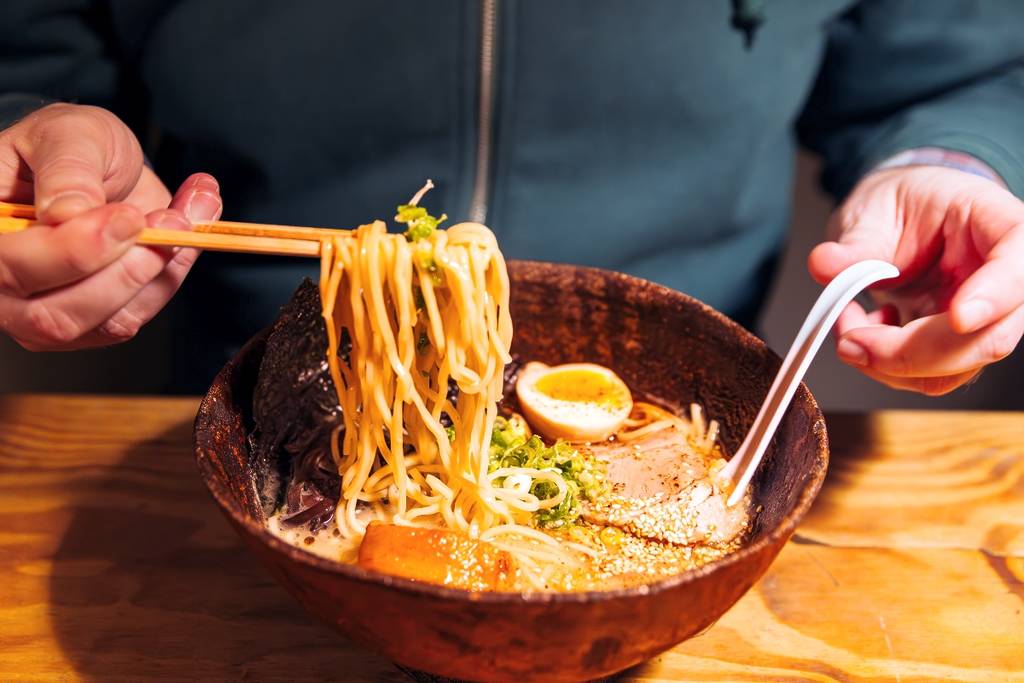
[468,0,498,224]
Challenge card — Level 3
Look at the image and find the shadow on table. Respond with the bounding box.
[46,418,649,683]
[47,419,405,682]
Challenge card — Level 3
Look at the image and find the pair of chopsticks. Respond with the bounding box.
[0,201,338,258]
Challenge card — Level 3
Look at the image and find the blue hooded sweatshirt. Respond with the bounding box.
[2,1,1023,390]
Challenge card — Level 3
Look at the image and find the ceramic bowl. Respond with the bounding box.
[194,261,828,682]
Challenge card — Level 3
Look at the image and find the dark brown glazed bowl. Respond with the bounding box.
[194,261,828,683]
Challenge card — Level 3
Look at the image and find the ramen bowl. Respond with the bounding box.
[193,261,828,683]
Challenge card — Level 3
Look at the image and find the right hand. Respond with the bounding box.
[0,103,222,350]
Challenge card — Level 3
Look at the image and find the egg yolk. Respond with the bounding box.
[533,369,628,409]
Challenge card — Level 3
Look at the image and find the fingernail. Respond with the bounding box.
[105,209,143,242]
[837,338,868,366]
[41,191,95,222]
[957,299,993,333]
[186,191,221,222]
[193,175,220,193]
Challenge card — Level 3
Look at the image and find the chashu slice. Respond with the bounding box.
[581,423,748,546]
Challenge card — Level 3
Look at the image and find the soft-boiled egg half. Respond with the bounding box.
[515,362,633,442]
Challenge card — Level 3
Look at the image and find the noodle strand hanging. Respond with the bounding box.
[316,183,555,552]
[260,181,751,592]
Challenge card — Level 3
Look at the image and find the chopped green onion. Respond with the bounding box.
[488,416,609,529]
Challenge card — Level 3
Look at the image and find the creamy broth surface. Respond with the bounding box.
[267,401,752,592]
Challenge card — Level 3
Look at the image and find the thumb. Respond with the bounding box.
[807,240,895,286]
[807,212,899,286]
[21,106,142,224]
[30,136,107,224]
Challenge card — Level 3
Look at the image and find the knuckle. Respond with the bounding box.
[32,104,95,138]
[24,103,76,130]
[30,104,129,160]
[50,104,112,134]
[148,208,189,231]
[830,205,860,241]
[949,192,976,227]
[0,260,29,298]
[984,328,1019,362]
[38,102,77,117]
[168,248,200,275]
[61,240,104,279]
[98,311,142,342]
[24,300,81,345]
[76,104,115,121]
[80,105,141,164]
[115,254,158,291]
[888,346,912,377]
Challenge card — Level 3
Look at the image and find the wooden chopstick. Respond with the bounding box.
[0,201,332,258]
[1,203,36,219]
[196,219,341,241]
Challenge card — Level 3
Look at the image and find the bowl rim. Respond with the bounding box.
[194,259,829,605]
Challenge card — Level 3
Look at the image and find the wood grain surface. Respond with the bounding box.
[0,396,1021,682]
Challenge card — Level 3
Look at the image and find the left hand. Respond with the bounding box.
[808,165,1024,395]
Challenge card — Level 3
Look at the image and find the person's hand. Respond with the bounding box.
[0,103,221,350]
[808,165,1024,395]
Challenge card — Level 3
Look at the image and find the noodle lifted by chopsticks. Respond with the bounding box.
[318,184,573,580]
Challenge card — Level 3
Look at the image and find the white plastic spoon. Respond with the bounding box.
[721,259,900,506]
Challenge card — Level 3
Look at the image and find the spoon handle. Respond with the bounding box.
[722,259,900,506]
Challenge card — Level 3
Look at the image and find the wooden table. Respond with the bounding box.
[0,396,1021,682]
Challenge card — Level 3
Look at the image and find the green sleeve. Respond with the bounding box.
[0,1,119,129]
[797,1,1024,199]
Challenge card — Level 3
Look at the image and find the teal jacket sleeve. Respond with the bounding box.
[0,1,119,129]
[797,1,1024,200]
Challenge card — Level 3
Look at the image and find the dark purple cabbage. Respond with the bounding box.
[248,279,522,533]
[249,278,344,532]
